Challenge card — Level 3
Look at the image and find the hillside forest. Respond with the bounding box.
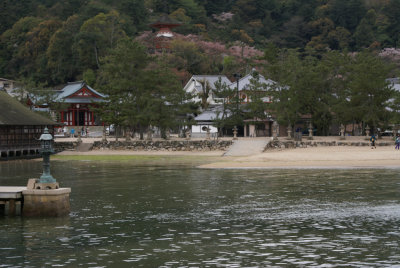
[1,0,400,135]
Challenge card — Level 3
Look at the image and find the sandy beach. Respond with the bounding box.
[56,139,400,169]
[199,146,400,169]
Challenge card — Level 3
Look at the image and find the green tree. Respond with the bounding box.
[353,9,379,49]
[77,10,126,70]
[0,17,42,78]
[98,38,148,138]
[99,38,189,139]
[262,48,302,128]
[169,39,209,74]
[328,0,367,32]
[323,51,354,130]
[212,77,236,136]
[347,50,393,132]
[263,48,333,134]
[20,19,62,82]
[246,73,270,120]
[198,79,211,110]
[46,15,81,84]
[141,64,187,138]
[383,0,400,47]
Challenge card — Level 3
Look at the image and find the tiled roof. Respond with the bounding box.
[190,75,232,93]
[229,73,276,91]
[194,106,231,121]
[0,91,56,125]
[55,81,106,102]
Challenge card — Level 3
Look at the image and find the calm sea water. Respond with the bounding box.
[1,160,400,267]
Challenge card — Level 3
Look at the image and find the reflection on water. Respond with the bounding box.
[1,161,400,267]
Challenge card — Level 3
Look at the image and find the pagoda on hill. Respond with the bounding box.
[150,15,181,50]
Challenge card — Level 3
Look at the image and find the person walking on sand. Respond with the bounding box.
[395,135,400,150]
[370,134,376,149]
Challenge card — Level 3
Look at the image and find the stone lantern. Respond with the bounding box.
[102,125,107,143]
[233,126,238,140]
[287,125,292,140]
[38,127,57,186]
[146,128,153,141]
[22,127,71,217]
[365,125,370,139]
[272,121,278,141]
[206,127,211,140]
[340,124,346,140]
[77,131,82,143]
[308,122,313,140]
[185,129,191,140]
[125,129,131,142]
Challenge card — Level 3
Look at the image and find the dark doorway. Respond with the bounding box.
[79,111,85,126]
[74,110,86,126]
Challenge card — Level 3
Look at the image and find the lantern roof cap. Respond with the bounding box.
[39,127,53,141]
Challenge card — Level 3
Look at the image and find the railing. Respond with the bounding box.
[0,143,41,150]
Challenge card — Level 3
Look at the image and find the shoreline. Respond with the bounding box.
[55,145,400,169]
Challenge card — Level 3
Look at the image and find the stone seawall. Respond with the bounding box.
[54,142,79,153]
[266,140,393,150]
[91,140,233,151]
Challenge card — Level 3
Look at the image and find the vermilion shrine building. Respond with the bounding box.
[56,82,106,126]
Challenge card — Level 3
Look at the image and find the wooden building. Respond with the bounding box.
[0,90,56,160]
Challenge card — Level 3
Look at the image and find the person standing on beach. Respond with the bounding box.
[370,134,376,149]
[395,135,400,150]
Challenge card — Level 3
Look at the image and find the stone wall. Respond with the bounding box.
[92,140,233,151]
[53,142,79,153]
[265,139,393,150]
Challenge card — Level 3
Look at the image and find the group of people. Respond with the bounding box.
[370,134,400,150]
[62,126,89,137]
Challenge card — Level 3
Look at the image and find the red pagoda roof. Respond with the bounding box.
[150,15,181,29]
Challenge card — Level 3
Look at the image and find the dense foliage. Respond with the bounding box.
[1,0,400,86]
[1,0,400,135]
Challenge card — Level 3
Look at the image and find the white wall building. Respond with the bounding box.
[183,75,232,106]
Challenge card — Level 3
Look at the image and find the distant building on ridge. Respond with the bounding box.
[149,15,181,51]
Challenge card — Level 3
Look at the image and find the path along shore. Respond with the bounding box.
[55,136,400,169]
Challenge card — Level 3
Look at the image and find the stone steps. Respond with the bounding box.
[224,139,271,156]
[76,142,93,152]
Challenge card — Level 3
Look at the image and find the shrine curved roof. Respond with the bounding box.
[55,81,106,101]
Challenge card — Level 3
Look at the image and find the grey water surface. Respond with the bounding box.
[1,160,400,267]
